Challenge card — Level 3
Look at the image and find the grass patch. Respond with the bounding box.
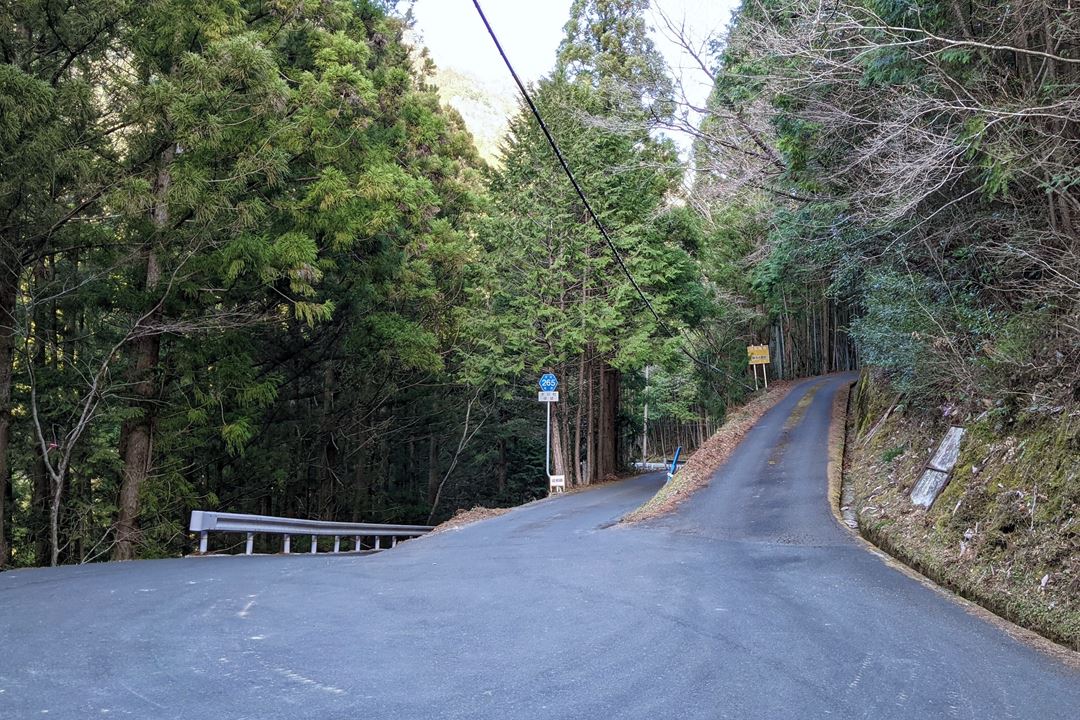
[881,445,906,463]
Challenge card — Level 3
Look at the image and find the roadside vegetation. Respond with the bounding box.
[693,0,1078,648]
[2,0,1075,582]
[0,0,740,568]
[846,370,1079,650]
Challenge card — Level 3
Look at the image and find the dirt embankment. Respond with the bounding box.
[429,506,511,534]
[843,369,1079,650]
[623,381,796,523]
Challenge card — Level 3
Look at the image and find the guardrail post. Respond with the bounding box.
[391,536,397,548]
[353,537,361,552]
[333,536,340,553]
[375,536,381,550]
[246,532,254,555]
[283,535,291,554]
[199,531,208,554]
[310,535,318,554]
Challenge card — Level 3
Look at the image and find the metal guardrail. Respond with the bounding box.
[189,511,434,556]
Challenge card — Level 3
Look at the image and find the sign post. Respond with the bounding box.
[538,374,562,493]
[747,345,770,389]
[642,365,650,470]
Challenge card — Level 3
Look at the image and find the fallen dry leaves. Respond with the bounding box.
[428,506,511,534]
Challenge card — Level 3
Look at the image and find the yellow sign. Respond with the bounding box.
[747,345,770,365]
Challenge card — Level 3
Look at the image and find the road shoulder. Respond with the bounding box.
[830,377,1080,668]
[622,380,798,523]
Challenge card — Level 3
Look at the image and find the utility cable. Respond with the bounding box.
[471,0,662,326]
[471,0,754,390]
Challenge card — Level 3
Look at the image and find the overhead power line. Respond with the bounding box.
[470,0,663,326]
[470,0,752,390]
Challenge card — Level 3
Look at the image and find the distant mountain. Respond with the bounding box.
[430,67,520,165]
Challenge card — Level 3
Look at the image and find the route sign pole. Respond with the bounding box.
[537,374,559,487]
[545,399,551,477]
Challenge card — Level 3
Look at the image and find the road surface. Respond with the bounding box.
[1,374,1077,718]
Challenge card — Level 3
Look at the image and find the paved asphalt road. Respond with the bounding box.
[2,374,1077,719]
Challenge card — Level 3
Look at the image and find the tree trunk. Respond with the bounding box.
[550,401,567,478]
[611,368,620,469]
[576,259,587,487]
[30,265,50,565]
[407,437,416,497]
[63,286,87,563]
[316,363,335,518]
[376,437,389,517]
[31,444,49,566]
[427,434,439,505]
[0,275,16,567]
[573,351,584,487]
[600,364,619,478]
[49,467,63,567]
[113,145,172,561]
[598,361,607,479]
[586,354,595,484]
[112,315,160,560]
[1,465,12,567]
[352,447,370,521]
[558,391,571,481]
[496,437,507,495]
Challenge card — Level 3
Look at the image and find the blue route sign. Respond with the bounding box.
[538,373,558,392]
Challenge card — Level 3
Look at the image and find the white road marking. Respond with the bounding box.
[270,666,346,695]
[238,599,256,618]
[118,681,165,709]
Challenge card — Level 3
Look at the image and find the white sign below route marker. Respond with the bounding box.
[549,475,566,494]
[538,391,559,402]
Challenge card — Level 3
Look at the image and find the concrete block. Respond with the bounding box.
[910,426,966,509]
[928,426,966,474]
[911,469,951,508]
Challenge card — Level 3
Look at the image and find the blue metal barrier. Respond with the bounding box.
[666,446,682,483]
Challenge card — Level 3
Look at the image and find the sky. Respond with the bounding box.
[407,0,740,150]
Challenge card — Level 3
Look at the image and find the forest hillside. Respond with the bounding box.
[1,0,1075,593]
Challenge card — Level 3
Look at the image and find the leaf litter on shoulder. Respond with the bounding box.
[428,506,512,535]
[623,381,796,523]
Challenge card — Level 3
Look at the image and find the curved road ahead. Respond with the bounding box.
[2,374,1077,718]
